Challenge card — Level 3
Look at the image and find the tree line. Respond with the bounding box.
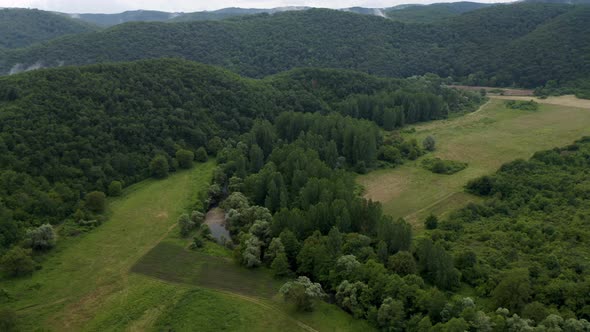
[206,106,590,329]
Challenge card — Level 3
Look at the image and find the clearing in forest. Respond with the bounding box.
[1,162,215,331]
[358,97,590,229]
[2,159,370,331]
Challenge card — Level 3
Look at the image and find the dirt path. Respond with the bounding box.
[214,290,319,332]
[467,100,491,116]
[403,192,456,222]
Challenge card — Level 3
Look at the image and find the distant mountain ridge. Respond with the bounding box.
[59,2,494,26]
[1,3,587,90]
[0,8,97,48]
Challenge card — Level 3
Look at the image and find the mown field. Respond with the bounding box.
[359,96,590,229]
[1,162,215,331]
[2,160,370,331]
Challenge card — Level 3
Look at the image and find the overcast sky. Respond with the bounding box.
[0,0,511,13]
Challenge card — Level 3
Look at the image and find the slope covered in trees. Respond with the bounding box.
[0,59,481,252]
[440,137,590,321]
[0,8,97,49]
[1,3,588,93]
[385,2,491,23]
[209,110,590,329]
[68,10,176,27]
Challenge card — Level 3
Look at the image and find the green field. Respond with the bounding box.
[359,97,590,228]
[2,160,371,331]
[1,162,215,330]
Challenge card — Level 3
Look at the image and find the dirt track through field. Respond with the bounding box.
[215,290,319,332]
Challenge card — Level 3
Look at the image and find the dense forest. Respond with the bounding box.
[384,2,491,23]
[0,59,481,252]
[1,3,590,329]
[53,4,487,27]
[207,112,590,329]
[1,4,589,94]
[0,9,96,49]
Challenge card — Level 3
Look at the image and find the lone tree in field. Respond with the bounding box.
[150,155,169,178]
[176,149,194,169]
[423,136,436,151]
[280,276,325,311]
[85,191,106,213]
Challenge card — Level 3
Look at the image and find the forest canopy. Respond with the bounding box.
[0,59,482,251]
[0,4,589,95]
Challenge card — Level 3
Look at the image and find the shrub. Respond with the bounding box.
[505,100,539,111]
[25,224,56,250]
[176,149,194,169]
[150,155,169,178]
[178,213,195,237]
[0,247,34,277]
[108,181,122,196]
[424,214,439,230]
[423,136,436,151]
[195,147,208,162]
[421,158,467,175]
[85,191,106,213]
[191,236,205,249]
[190,210,205,225]
[280,276,325,311]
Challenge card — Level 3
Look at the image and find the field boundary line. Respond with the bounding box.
[467,100,491,116]
[403,191,458,222]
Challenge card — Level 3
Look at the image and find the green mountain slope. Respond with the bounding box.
[0,8,97,49]
[69,10,176,27]
[385,2,491,23]
[0,4,587,87]
[0,58,480,250]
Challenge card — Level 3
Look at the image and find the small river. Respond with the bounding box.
[204,208,231,244]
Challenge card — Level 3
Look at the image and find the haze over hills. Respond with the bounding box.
[65,7,312,26]
[0,2,494,48]
[0,8,97,49]
[385,2,492,23]
[49,2,497,27]
[1,3,588,92]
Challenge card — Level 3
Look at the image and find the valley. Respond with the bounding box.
[359,96,590,227]
[1,1,590,331]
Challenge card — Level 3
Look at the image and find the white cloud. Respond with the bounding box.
[0,0,511,13]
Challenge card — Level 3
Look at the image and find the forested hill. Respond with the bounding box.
[385,2,491,23]
[67,10,177,27]
[0,8,97,49]
[1,3,588,90]
[0,58,482,250]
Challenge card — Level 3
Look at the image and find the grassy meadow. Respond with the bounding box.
[1,162,215,330]
[2,159,371,331]
[359,97,590,229]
